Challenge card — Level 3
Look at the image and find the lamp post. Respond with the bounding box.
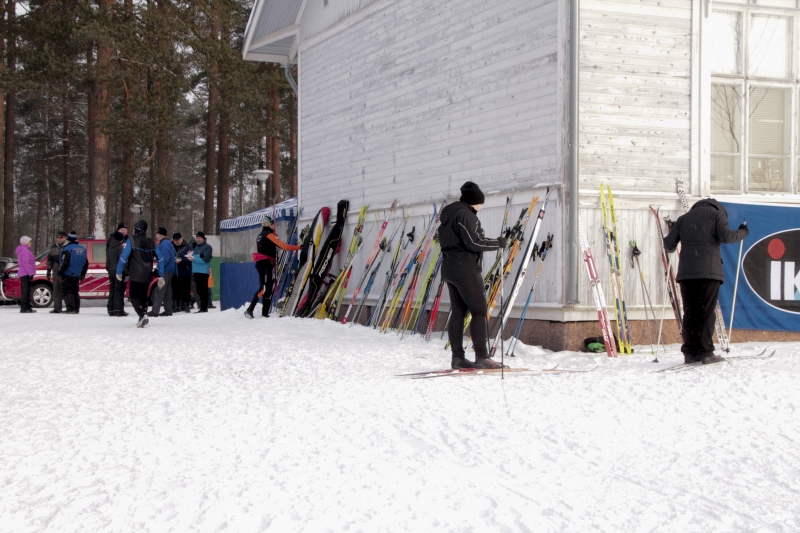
[254,168,273,208]
[130,204,144,217]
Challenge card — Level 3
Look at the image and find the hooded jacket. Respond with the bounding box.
[437,201,501,281]
[117,225,156,283]
[106,231,126,273]
[192,241,213,275]
[15,244,36,277]
[663,198,748,283]
[155,238,176,276]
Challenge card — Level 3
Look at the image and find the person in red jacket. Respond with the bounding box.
[245,215,302,319]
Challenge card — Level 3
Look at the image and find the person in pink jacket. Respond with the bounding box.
[15,236,37,313]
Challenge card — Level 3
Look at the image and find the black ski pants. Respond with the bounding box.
[173,275,191,311]
[446,273,490,359]
[247,260,274,317]
[62,276,81,312]
[129,280,150,319]
[194,273,209,312]
[679,279,721,357]
[107,272,126,315]
[20,275,32,312]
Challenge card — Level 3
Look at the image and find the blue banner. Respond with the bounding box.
[719,201,800,332]
[220,262,260,311]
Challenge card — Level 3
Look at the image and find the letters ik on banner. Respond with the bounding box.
[744,229,800,313]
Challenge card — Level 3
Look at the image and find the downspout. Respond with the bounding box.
[567,0,580,304]
[282,63,298,96]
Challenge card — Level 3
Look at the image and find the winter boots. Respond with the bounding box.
[702,353,725,365]
[475,357,508,369]
[451,356,476,369]
[136,315,149,328]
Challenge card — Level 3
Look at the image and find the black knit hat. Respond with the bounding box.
[196,231,206,239]
[67,231,78,241]
[117,222,127,230]
[459,181,485,205]
[172,232,182,240]
[134,219,148,233]
[156,227,168,237]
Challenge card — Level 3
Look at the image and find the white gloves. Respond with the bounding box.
[157,277,166,289]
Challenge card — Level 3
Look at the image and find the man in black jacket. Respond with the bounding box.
[58,232,89,314]
[172,233,193,313]
[663,198,748,364]
[106,223,128,316]
[439,181,507,369]
[117,220,156,328]
[45,231,67,313]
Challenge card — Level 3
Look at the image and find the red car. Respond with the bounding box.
[0,237,158,308]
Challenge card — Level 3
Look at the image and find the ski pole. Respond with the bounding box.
[655,263,669,364]
[729,220,745,341]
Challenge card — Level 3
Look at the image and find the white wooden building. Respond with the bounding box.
[243,0,800,349]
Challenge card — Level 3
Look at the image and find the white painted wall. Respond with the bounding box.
[298,0,561,216]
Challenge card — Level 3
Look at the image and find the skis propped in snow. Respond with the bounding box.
[655,348,774,373]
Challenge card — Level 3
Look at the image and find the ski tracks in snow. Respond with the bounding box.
[0,307,799,532]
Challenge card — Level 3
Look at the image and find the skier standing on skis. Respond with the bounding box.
[245,214,302,319]
[438,181,507,369]
[663,199,748,364]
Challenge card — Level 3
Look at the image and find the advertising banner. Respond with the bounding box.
[719,201,800,332]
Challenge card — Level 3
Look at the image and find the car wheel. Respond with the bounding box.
[31,282,53,308]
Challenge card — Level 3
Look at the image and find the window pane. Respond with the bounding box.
[749,15,792,78]
[711,84,742,153]
[749,157,790,192]
[92,243,107,266]
[712,155,742,191]
[749,86,791,156]
[710,11,742,75]
[751,0,796,7]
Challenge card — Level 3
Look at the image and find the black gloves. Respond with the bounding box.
[665,218,675,230]
[497,237,507,249]
[739,222,748,230]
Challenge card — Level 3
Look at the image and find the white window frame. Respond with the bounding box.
[701,2,800,197]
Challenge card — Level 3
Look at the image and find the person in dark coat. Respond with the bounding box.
[117,220,156,328]
[46,231,67,313]
[438,181,507,369]
[172,233,193,313]
[106,223,128,316]
[663,198,748,364]
[244,214,302,319]
[58,232,89,314]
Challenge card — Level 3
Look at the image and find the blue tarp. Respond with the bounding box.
[720,201,800,332]
[220,262,260,311]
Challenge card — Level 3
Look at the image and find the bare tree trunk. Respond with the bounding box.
[0,1,5,254]
[2,0,17,257]
[35,180,43,251]
[91,0,113,237]
[257,137,264,209]
[86,45,96,235]
[63,88,71,232]
[269,84,281,205]
[290,91,297,198]
[216,110,229,232]
[203,3,219,233]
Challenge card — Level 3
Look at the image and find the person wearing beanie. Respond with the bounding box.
[437,181,508,370]
[106,222,129,317]
[188,231,213,313]
[117,219,156,327]
[46,231,68,313]
[15,236,36,313]
[58,231,88,314]
[172,232,193,313]
[244,214,302,319]
[149,227,176,317]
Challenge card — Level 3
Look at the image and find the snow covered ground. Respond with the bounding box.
[1,304,799,533]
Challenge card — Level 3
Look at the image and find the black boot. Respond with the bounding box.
[475,357,508,369]
[451,356,476,369]
[702,353,725,365]
[683,354,703,364]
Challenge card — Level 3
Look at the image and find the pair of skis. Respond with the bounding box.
[579,222,618,358]
[600,185,632,354]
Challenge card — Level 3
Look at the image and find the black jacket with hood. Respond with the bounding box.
[663,198,748,283]
[106,231,126,273]
[438,201,501,281]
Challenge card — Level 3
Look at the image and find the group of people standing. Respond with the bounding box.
[14,220,216,329]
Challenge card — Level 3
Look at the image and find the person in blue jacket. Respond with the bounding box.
[149,226,176,317]
[58,232,89,314]
[172,233,193,313]
[189,231,212,313]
